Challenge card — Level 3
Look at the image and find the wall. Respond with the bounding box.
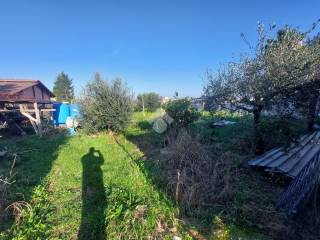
[19,85,51,101]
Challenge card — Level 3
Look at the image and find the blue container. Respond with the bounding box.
[53,103,70,126]
[70,104,80,118]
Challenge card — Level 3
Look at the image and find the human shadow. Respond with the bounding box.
[78,147,107,240]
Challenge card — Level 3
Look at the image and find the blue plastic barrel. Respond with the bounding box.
[53,103,70,126]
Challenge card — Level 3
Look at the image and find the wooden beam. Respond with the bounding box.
[40,109,56,112]
[29,120,38,134]
[0,110,17,113]
[19,104,40,135]
[0,109,55,113]
[19,105,37,122]
[34,102,42,136]
[20,112,37,122]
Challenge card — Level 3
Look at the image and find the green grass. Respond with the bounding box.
[1,110,297,239]
[126,111,272,240]
[0,131,191,239]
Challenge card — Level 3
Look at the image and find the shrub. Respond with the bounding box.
[135,92,161,112]
[79,74,134,133]
[164,98,200,128]
[256,117,304,150]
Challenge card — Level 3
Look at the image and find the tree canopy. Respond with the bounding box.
[53,72,74,102]
[203,23,320,153]
[204,23,320,120]
[78,73,134,133]
[135,92,161,112]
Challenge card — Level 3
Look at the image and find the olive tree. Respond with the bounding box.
[135,92,161,112]
[204,23,320,153]
[79,73,134,133]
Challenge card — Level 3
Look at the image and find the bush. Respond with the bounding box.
[164,98,200,128]
[79,74,134,133]
[256,117,304,150]
[135,92,161,112]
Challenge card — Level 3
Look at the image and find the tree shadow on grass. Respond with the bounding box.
[78,147,107,240]
[0,132,68,232]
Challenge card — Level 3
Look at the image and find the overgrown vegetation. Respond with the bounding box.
[160,129,234,211]
[2,111,318,239]
[256,116,305,150]
[79,73,134,133]
[126,111,288,239]
[164,98,201,128]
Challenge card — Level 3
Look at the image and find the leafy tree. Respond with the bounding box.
[203,23,320,153]
[164,98,200,128]
[53,72,74,102]
[78,73,134,133]
[135,92,161,112]
[292,34,320,131]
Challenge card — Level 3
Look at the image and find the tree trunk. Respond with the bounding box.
[307,92,319,132]
[142,95,145,116]
[253,106,264,155]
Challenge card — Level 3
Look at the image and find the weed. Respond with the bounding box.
[160,129,235,212]
[3,183,54,240]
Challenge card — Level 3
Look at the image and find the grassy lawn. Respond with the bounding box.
[0,111,291,239]
[0,132,189,239]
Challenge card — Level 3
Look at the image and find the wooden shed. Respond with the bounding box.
[0,79,55,135]
[0,79,54,103]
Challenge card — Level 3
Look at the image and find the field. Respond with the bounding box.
[0,111,310,239]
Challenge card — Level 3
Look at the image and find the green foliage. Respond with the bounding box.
[256,117,305,150]
[4,184,53,240]
[79,73,134,133]
[126,111,272,239]
[135,92,161,112]
[203,23,320,124]
[53,72,74,102]
[105,186,142,221]
[164,98,201,127]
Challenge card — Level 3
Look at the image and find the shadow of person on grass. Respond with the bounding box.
[78,147,107,240]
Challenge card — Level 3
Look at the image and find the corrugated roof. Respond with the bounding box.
[248,131,320,177]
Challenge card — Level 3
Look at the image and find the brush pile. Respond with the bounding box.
[160,129,235,210]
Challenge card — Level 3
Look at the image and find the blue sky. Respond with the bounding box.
[0,0,319,97]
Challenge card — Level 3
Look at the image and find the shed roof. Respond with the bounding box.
[248,131,320,177]
[0,79,54,102]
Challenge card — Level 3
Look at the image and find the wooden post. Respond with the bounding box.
[34,102,42,136]
[19,103,42,136]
